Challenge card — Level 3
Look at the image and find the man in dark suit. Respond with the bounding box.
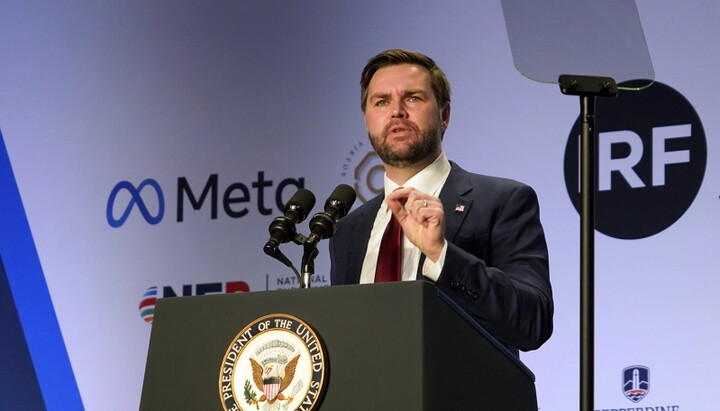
[329,49,553,352]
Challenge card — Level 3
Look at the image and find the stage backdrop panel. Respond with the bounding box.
[0,1,717,409]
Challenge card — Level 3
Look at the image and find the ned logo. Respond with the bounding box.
[564,81,707,239]
[219,314,327,411]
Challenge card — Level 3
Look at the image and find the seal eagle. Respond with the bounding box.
[249,354,300,405]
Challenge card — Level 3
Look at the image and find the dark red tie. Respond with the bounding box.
[374,214,402,282]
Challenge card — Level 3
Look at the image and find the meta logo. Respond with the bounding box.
[138,281,250,324]
[107,172,305,227]
[107,179,164,227]
[564,81,707,239]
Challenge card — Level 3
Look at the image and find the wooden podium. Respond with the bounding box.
[140,281,538,410]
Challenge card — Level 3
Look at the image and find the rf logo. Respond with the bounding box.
[106,179,165,227]
[564,81,707,239]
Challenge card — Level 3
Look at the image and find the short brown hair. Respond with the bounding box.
[360,49,451,112]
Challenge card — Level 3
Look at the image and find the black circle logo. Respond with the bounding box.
[564,81,707,239]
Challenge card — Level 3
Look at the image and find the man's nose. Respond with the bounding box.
[391,103,407,118]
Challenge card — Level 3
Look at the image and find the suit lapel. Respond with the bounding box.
[343,195,383,284]
[439,163,473,243]
[416,163,474,278]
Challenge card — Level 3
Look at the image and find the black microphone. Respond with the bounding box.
[308,184,356,241]
[264,189,316,256]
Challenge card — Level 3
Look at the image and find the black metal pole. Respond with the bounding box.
[579,94,595,411]
[559,74,616,411]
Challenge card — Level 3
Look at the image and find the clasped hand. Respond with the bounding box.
[386,187,445,262]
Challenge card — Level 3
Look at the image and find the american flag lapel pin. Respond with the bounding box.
[454,203,465,213]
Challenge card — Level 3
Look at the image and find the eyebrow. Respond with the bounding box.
[368,89,428,101]
[368,92,390,101]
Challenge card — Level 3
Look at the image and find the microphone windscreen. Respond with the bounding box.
[286,189,316,221]
[326,184,356,217]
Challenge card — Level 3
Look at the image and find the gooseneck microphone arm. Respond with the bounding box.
[300,184,357,288]
[263,189,315,253]
[263,189,315,281]
[262,185,356,289]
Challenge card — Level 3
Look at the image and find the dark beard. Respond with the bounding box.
[368,120,442,168]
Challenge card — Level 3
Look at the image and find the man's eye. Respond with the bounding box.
[408,96,421,102]
[376,100,388,106]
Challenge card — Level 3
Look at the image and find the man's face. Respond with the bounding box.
[364,64,450,168]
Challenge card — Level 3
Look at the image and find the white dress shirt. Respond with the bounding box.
[359,152,451,284]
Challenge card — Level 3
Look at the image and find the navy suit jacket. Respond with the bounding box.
[329,162,553,351]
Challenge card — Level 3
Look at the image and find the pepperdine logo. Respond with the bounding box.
[563,81,707,239]
[597,365,681,410]
[623,365,649,403]
[106,172,305,227]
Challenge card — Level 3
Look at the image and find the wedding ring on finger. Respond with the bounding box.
[422,199,428,207]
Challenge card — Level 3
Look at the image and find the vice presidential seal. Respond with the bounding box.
[219,314,327,411]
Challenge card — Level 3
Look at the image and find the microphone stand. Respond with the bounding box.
[300,235,321,289]
[559,74,617,411]
[263,233,310,288]
[264,231,321,289]
[264,185,355,289]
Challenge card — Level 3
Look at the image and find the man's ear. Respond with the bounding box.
[441,102,451,131]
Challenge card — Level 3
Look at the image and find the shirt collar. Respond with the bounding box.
[383,151,451,202]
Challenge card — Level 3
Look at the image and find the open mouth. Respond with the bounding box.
[386,122,415,137]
